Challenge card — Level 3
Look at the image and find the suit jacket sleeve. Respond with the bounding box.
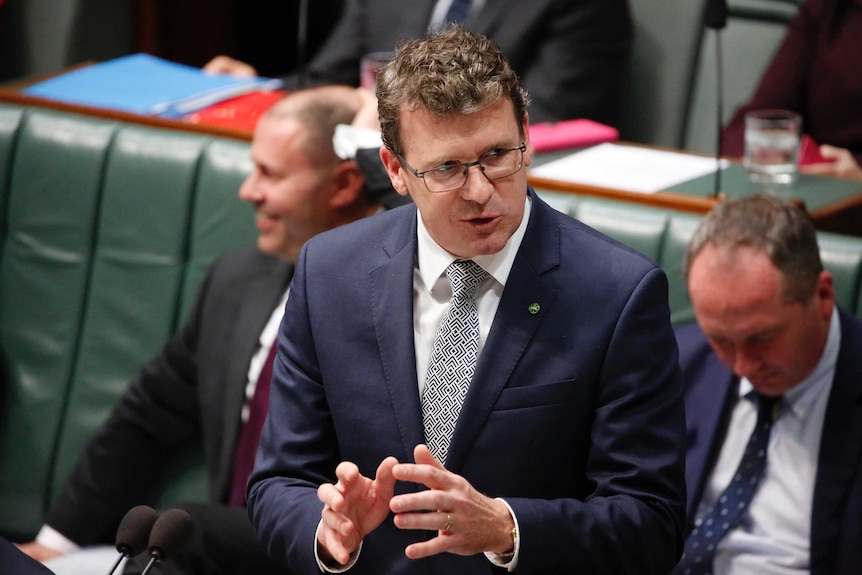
[503,265,685,574]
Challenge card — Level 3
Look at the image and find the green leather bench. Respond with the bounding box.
[2,102,862,543]
[0,103,257,540]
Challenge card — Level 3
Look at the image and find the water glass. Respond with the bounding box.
[744,109,801,185]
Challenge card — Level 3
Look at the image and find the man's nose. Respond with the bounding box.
[459,164,495,203]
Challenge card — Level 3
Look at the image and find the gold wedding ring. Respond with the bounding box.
[443,513,453,533]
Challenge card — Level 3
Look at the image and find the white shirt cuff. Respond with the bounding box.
[333,124,383,160]
[483,498,520,571]
[314,519,362,573]
[35,525,80,555]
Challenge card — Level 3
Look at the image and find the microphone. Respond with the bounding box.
[105,505,159,575]
[139,508,193,575]
[705,0,728,198]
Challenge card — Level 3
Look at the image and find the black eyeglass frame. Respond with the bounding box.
[397,142,527,193]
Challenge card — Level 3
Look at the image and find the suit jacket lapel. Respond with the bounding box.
[219,260,294,479]
[683,367,737,526]
[370,208,426,461]
[810,309,862,572]
[446,192,560,471]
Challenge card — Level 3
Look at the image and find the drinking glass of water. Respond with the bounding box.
[744,109,802,185]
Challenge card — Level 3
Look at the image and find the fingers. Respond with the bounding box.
[373,456,398,500]
[201,55,258,77]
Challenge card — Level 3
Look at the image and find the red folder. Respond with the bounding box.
[529,119,619,153]
[186,90,287,132]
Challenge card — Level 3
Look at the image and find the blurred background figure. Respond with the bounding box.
[204,0,633,125]
[720,0,862,179]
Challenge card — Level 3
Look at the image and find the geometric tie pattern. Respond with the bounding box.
[444,0,473,24]
[673,392,781,575]
[422,259,488,465]
[228,341,278,506]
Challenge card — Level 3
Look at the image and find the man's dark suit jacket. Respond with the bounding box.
[0,537,55,575]
[303,0,632,125]
[248,190,686,574]
[677,308,862,575]
[46,247,292,546]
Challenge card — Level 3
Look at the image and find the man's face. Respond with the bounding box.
[239,116,337,262]
[687,244,834,396]
[381,98,533,258]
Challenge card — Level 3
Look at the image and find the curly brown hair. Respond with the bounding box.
[376,24,530,155]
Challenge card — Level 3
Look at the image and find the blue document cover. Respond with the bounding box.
[23,53,283,117]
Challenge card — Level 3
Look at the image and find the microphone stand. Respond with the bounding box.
[296,0,309,88]
[705,0,728,198]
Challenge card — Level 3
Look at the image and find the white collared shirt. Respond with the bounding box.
[413,196,531,395]
[696,306,840,574]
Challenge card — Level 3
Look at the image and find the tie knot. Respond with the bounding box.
[747,391,781,424]
[446,259,487,299]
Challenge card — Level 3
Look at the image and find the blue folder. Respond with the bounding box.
[24,53,283,117]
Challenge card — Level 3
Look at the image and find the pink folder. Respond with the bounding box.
[529,119,619,153]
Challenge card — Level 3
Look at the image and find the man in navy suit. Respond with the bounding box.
[248,25,685,575]
[675,194,862,574]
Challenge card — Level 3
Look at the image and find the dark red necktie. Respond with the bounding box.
[228,342,277,506]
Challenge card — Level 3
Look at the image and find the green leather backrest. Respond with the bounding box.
[51,126,207,502]
[0,109,116,540]
[178,139,257,322]
[0,105,25,263]
[617,0,707,148]
[0,104,257,541]
[684,0,801,154]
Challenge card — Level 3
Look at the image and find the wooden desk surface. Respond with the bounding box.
[528,146,862,237]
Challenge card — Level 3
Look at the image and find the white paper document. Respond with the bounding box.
[529,143,728,194]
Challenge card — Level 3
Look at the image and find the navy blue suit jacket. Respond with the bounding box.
[677,308,862,575]
[249,191,686,574]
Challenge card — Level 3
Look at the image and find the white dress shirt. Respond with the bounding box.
[696,306,840,574]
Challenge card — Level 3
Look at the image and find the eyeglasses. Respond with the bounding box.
[398,143,527,193]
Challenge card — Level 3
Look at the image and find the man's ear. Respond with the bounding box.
[521,112,534,168]
[379,147,410,197]
[328,161,366,209]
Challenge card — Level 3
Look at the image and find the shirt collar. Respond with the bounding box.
[739,305,840,418]
[416,195,532,291]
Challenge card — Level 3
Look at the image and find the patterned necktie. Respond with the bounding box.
[422,259,488,464]
[228,342,277,506]
[673,392,781,575]
[444,0,472,24]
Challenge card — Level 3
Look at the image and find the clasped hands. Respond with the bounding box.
[316,444,515,566]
